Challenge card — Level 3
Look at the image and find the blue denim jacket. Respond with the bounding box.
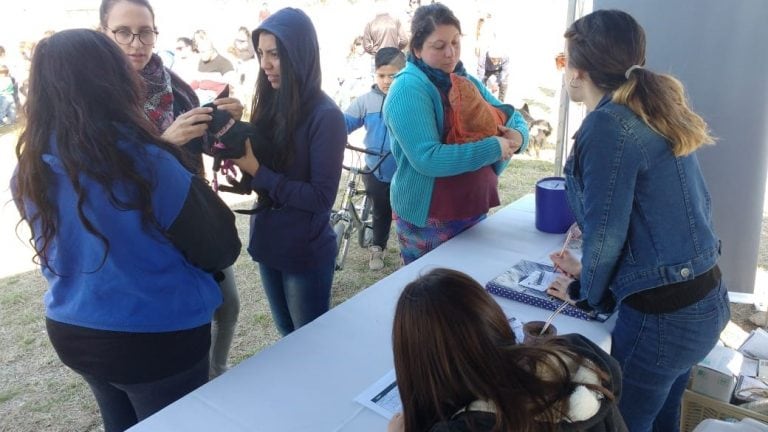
[565,95,720,313]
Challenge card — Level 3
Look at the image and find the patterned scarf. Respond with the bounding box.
[407,53,468,94]
[139,54,175,132]
[408,54,469,141]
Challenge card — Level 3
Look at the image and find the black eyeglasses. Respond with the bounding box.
[106,27,158,46]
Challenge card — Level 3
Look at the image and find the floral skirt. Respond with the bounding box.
[394,213,486,265]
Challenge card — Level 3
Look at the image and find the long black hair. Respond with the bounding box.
[250,31,301,172]
[15,29,183,270]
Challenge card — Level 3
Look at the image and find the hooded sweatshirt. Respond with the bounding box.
[248,8,347,272]
[429,334,627,432]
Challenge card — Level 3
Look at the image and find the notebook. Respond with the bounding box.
[485,259,611,322]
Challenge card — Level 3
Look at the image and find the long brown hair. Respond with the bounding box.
[14,29,182,270]
[393,268,613,432]
[565,9,713,156]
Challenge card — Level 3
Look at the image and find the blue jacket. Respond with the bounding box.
[248,8,347,272]
[382,61,529,227]
[344,84,395,182]
[14,127,240,332]
[565,95,721,313]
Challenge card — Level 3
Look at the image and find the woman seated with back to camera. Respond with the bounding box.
[388,268,627,432]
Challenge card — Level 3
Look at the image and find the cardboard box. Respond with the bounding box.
[690,345,744,402]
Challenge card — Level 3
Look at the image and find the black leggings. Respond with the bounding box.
[362,171,392,249]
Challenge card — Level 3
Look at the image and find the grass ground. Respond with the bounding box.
[0,152,764,431]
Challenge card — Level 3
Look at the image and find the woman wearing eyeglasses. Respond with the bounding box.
[99,0,243,380]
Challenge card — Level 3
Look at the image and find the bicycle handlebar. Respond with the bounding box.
[345,143,381,156]
[342,143,391,175]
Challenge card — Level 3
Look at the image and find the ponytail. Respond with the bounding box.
[564,9,715,157]
[613,69,714,156]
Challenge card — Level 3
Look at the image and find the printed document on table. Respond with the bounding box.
[518,270,557,292]
[354,369,401,419]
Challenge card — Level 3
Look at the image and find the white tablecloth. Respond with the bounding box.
[129,195,616,432]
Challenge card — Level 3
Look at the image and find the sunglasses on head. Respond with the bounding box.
[555,52,566,71]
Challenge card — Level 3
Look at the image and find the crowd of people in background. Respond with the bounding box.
[0,0,520,131]
[8,1,727,432]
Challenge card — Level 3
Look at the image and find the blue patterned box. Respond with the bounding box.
[485,260,611,322]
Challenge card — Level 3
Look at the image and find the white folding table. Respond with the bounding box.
[129,195,615,432]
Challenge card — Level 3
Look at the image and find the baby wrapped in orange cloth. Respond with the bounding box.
[445,74,508,144]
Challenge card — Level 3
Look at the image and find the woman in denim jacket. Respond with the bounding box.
[546,10,730,432]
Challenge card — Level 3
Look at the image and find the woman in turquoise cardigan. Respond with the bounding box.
[383,3,529,264]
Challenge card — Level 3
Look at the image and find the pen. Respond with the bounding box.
[552,229,574,274]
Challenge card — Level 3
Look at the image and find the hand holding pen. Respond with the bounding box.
[547,230,582,304]
[552,229,574,274]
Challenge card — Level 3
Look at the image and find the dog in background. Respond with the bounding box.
[519,103,553,159]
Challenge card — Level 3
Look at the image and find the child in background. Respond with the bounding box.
[343,47,405,270]
[334,35,371,109]
[0,65,18,127]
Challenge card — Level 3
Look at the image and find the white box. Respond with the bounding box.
[690,345,744,402]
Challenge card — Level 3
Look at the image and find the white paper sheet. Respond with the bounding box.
[735,375,768,401]
[518,270,558,292]
[739,328,768,360]
[354,369,401,420]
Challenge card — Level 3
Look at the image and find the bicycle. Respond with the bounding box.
[330,143,391,271]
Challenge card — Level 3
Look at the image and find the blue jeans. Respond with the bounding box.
[79,355,209,432]
[259,255,335,336]
[612,280,730,432]
[210,266,240,377]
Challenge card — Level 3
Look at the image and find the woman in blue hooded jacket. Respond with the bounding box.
[232,8,347,336]
[546,10,730,432]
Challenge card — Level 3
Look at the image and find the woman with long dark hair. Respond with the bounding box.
[390,268,626,432]
[546,10,730,431]
[99,0,244,378]
[231,8,346,336]
[12,29,240,432]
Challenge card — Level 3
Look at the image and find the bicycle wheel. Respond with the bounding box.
[333,219,350,271]
[357,195,374,248]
